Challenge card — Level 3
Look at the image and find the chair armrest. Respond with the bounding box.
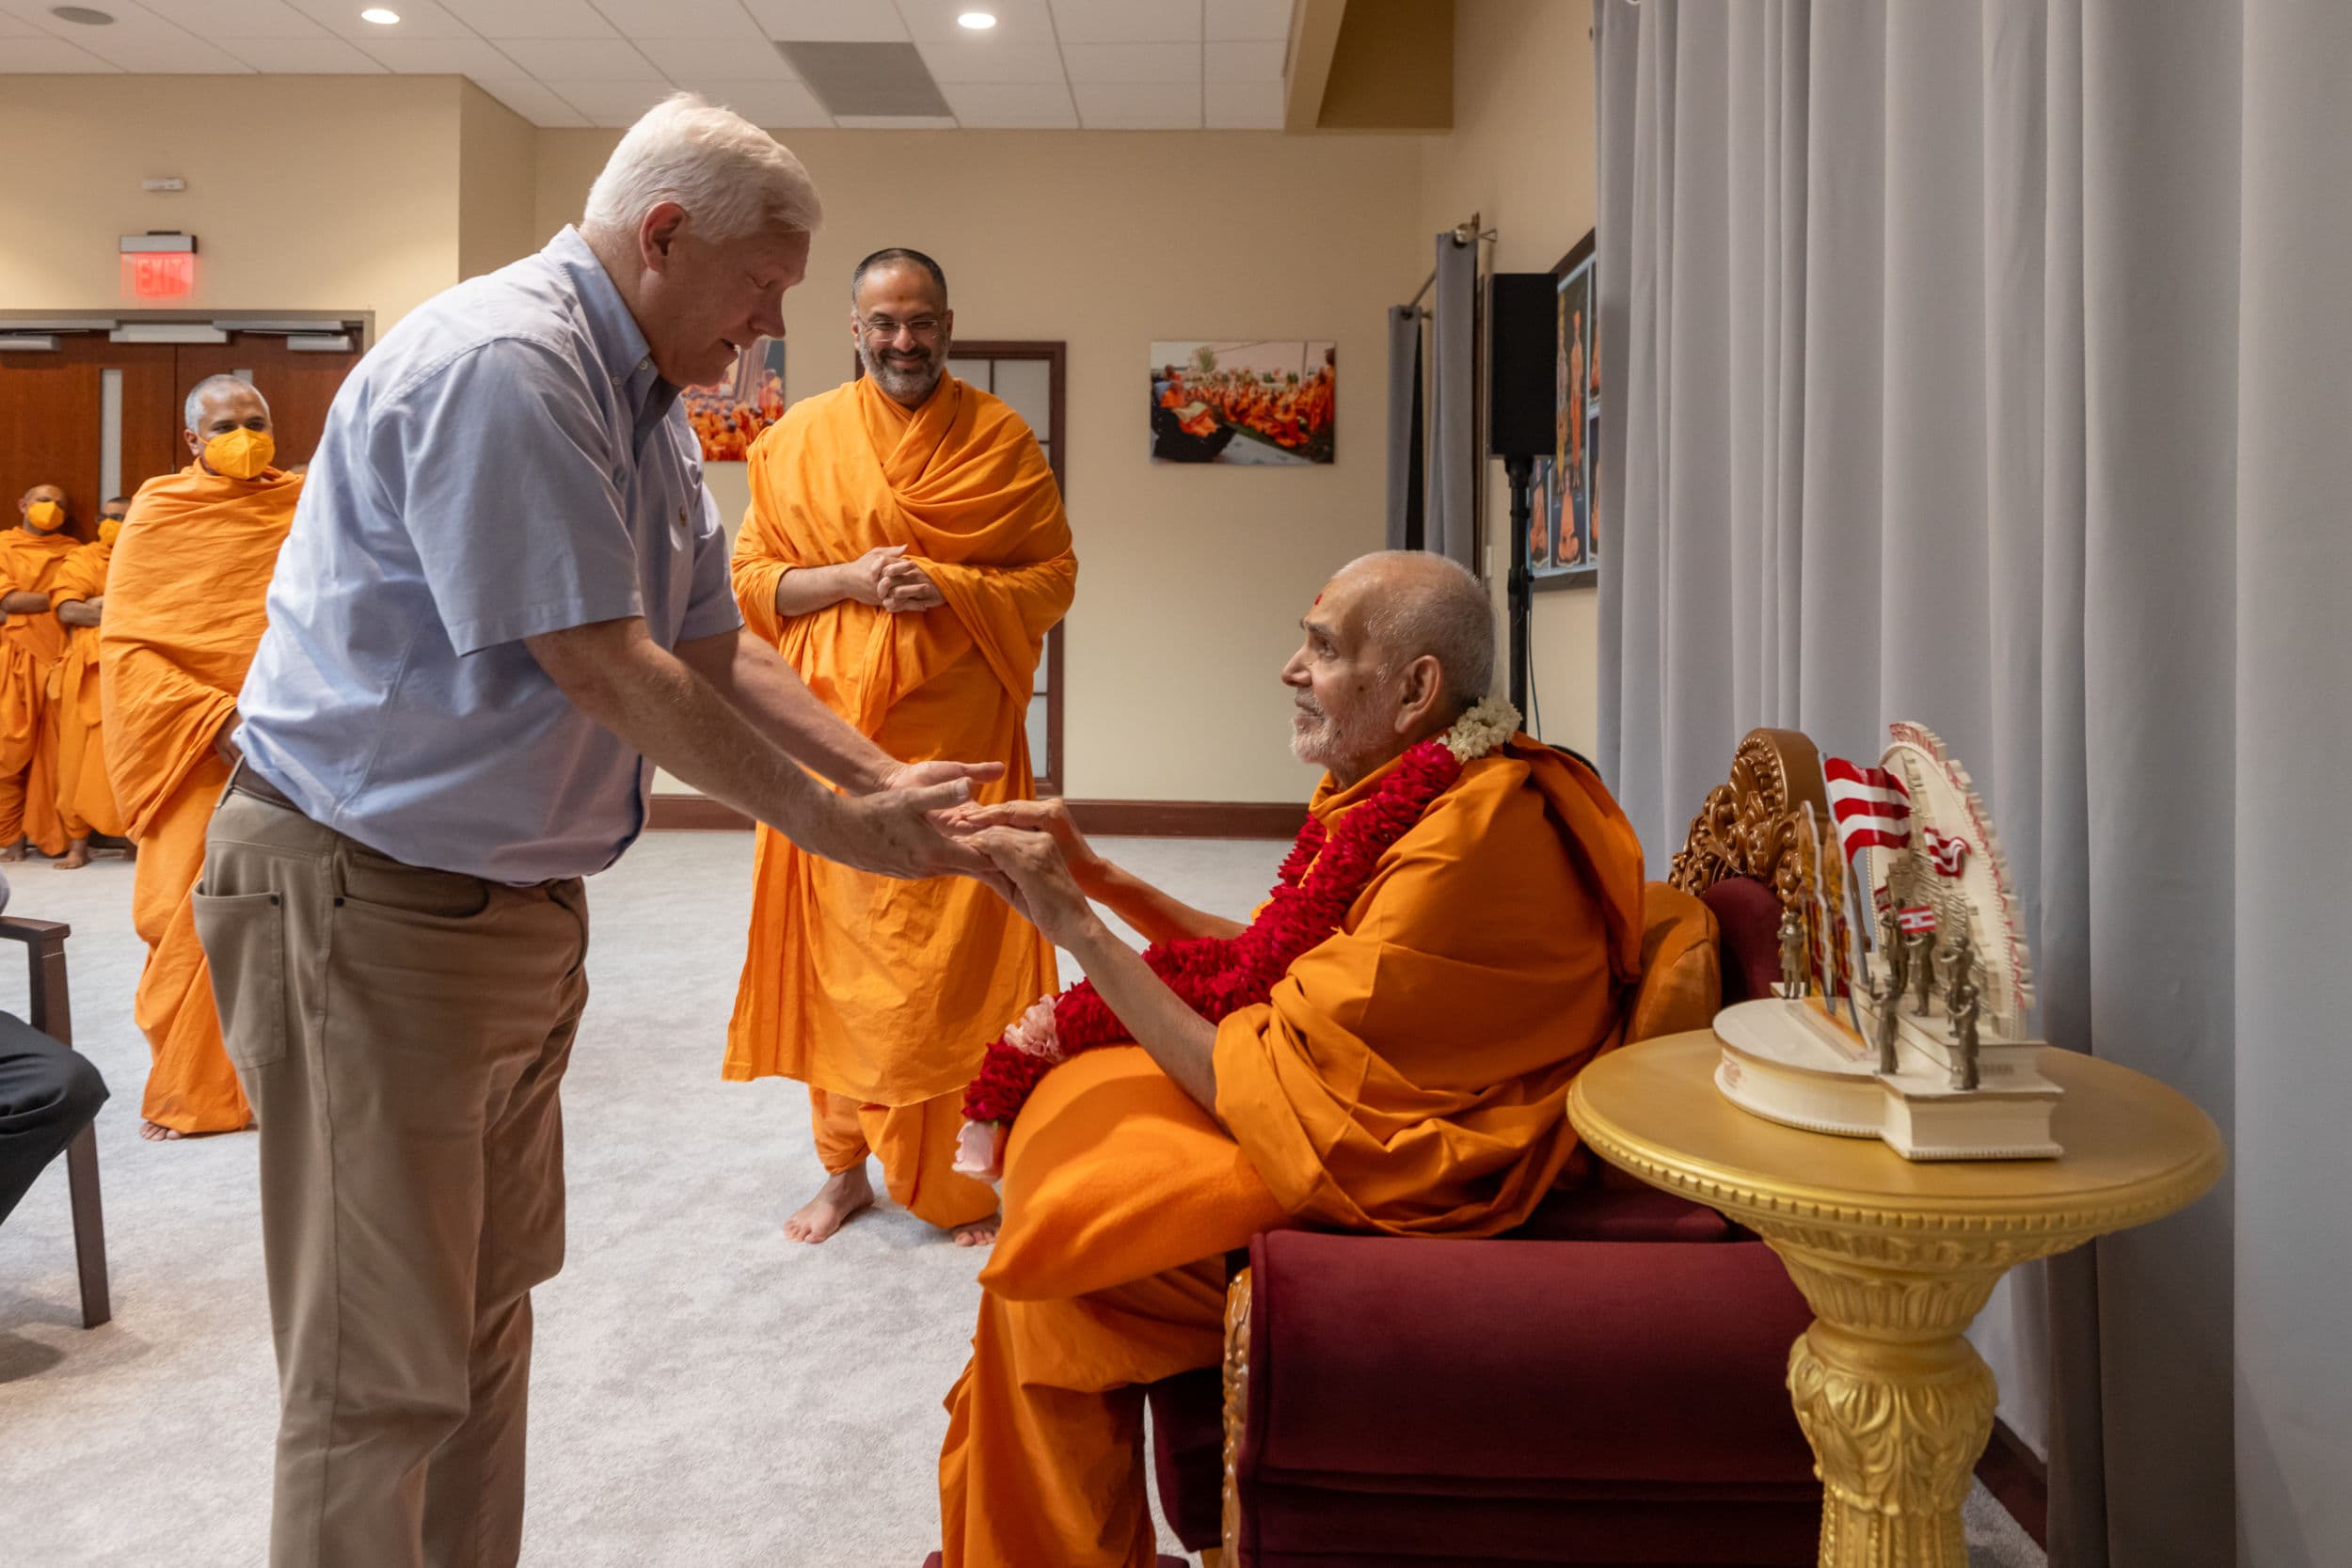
[1239,1229,1817,1487]
[0,915,72,946]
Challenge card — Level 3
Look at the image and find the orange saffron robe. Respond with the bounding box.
[46,537,122,839]
[0,526,84,855]
[937,740,1646,1568]
[723,373,1076,1225]
[101,464,300,1134]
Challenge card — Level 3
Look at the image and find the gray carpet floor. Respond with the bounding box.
[0,832,2044,1568]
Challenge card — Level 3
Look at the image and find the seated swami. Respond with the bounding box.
[934,549,1647,1568]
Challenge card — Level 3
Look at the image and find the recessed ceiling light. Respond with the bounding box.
[957,11,996,29]
[49,6,117,24]
[360,7,400,23]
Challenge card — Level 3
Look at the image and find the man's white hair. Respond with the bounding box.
[581,92,822,243]
[1347,549,1497,710]
[184,372,267,435]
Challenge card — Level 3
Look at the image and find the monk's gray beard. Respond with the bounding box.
[862,340,946,405]
[1289,696,1391,773]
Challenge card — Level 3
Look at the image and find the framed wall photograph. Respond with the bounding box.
[681,337,787,463]
[1150,340,1335,466]
[1534,230,1598,588]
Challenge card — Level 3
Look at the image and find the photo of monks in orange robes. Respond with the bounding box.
[681,338,788,462]
[102,460,300,1138]
[1150,340,1335,466]
[723,367,1076,1240]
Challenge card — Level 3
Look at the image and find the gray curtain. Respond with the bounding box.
[1423,231,1479,570]
[1386,303,1423,551]
[1595,2,2352,1565]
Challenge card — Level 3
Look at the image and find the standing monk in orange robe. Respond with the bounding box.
[45,496,130,868]
[724,247,1076,1246]
[103,375,298,1141]
[0,484,86,862]
[935,551,1646,1568]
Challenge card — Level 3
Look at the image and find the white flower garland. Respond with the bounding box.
[1441,696,1521,764]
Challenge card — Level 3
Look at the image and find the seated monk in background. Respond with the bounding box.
[931,550,1646,1568]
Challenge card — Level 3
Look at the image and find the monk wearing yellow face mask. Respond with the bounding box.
[724,248,1077,1246]
[45,496,130,870]
[0,483,86,862]
[102,375,299,1140]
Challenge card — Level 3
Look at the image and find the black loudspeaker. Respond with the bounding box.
[1486,272,1558,459]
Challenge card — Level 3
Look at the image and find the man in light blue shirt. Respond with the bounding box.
[196,95,1003,1568]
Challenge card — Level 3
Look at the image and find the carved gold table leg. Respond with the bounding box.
[1220,1267,1252,1566]
[1762,1232,2008,1568]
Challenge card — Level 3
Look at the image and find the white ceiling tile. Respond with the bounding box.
[353,34,520,71]
[494,35,660,76]
[914,37,1060,84]
[0,10,40,35]
[939,80,1073,124]
[832,112,957,128]
[1202,77,1279,126]
[0,34,118,67]
[143,0,330,36]
[541,75,672,118]
[281,0,478,40]
[741,0,906,42]
[636,38,797,79]
[69,27,259,71]
[1049,0,1199,45]
[473,74,591,122]
[894,0,1057,46]
[1203,38,1278,81]
[1058,40,1195,84]
[216,34,389,67]
[1071,81,1197,126]
[582,0,765,40]
[438,0,613,38]
[1203,0,1287,41]
[670,77,831,124]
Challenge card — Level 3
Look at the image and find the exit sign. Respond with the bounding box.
[122,251,197,300]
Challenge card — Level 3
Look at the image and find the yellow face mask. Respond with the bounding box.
[99,516,124,546]
[24,499,65,532]
[203,427,276,481]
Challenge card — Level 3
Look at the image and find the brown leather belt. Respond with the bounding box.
[228,758,301,813]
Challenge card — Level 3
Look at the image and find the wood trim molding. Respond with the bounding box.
[1975,1417,2048,1549]
[646,794,1305,840]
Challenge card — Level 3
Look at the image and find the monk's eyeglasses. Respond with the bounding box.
[859,315,943,341]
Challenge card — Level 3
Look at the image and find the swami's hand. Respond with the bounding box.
[878,556,944,615]
[966,826,1100,948]
[816,784,1013,898]
[945,797,1106,892]
[838,543,912,608]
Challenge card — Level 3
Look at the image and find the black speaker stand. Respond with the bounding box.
[1503,452,1534,717]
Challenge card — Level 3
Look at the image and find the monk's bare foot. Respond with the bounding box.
[56,839,90,870]
[138,1119,184,1142]
[951,1213,1000,1248]
[784,1165,873,1243]
[0,839,24,863]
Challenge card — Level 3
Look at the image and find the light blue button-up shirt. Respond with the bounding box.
[236,227,741,881]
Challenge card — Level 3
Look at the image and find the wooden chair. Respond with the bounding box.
[0,915,110,1328]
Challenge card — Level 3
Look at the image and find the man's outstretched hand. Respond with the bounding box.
[964,826,1100,948]
[943,797,1105,890]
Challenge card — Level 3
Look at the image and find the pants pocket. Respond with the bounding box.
[192,889,289,1070]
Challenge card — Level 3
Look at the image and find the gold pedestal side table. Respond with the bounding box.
[1566,1031,2223,1568]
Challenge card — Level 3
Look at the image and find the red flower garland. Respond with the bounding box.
[961,735,1470,1132]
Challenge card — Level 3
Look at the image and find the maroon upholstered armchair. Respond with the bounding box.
[1145,729,1836,1567]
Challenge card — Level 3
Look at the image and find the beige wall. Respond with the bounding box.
[540,127,1419,802]
[457,83,541,284]
[1414,0,1601,757]
[0,74,465,333]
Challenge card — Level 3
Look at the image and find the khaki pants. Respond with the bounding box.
[197,784,590,1568]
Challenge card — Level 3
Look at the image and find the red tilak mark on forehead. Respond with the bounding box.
[1312,593,1324,607]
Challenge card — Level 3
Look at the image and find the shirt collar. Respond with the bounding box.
[546,225,677,433]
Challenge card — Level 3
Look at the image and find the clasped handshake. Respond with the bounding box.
[836,759,1103,947]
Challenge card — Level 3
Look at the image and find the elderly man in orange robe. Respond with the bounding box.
[45,496,129,869]
[103,375,298,1141]
[723,247,1076,1246]
[0,483,87,863]
[933,550,1646,1568]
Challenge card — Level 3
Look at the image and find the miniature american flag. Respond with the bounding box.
[1823,757,1913,863]
[1898,905,1939,933]
[1923,826,1972,877]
